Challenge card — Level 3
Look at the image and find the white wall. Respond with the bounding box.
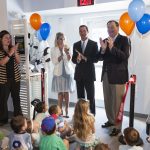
[6,0,150,114]
[0,0,8,30]
[125,28,150,115]
[42,8,150,115]
[7,0,24,19]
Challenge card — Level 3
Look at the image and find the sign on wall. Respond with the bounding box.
[77,0,94,6]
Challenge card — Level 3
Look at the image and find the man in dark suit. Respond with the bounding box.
[72,25,98,115]
[98,20,130,136]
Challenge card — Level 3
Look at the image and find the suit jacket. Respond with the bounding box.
[72,39,98,81]
[51,47,74,76]
[98,34,130,84]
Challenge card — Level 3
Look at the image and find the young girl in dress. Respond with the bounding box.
[33,101,48,125]
[73,99,98,149]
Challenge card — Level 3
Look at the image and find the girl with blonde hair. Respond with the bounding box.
[73,99,98,149]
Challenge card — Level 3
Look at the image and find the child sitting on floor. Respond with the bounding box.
[94,142,110,150]
[73,99,98,150]
[40,117,69,150]
[9,115,33,150]
[33,101,48,125]
[49,105,72,139]
[119,127,143,150]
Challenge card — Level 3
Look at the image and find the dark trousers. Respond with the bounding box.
[0,79,22,123]
[76,79,95,115]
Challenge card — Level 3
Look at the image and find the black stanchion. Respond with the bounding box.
[129,74,136,127]
[118,74,143,145]
[41,68,45,102]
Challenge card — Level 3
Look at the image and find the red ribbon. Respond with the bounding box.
[116,75,136,124]
[41,69,45,102]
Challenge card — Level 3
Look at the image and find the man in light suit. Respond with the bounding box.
[72,25,98,115]
[98,20,130,136]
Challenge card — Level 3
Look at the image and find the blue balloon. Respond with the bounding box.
[128,0,145,22]
[40,23,51,40]
[136,14,150,35]
[36,30,42,41]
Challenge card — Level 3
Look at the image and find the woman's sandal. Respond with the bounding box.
[63,115,69,118]
[65,115,69,118]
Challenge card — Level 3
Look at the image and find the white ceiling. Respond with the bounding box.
[23,0,128,12]
[34,0,131,16]
[7,0,150,17]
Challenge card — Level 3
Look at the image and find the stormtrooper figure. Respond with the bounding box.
[28,32,51,72]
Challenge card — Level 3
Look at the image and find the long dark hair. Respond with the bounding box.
[0,30,12,51]
[33,101,45,120]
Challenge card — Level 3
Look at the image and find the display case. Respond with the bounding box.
[10,19,48,119]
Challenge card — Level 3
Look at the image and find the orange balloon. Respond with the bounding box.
[119,12,135,36]
[30,13,42,30]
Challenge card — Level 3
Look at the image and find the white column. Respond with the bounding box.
[0,0,8,30]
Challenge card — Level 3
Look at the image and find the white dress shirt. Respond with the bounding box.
[81,38,88,53]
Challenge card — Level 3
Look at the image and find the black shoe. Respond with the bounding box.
[63,115,69,118]
[101,121,114,128]
[110,128,121,136]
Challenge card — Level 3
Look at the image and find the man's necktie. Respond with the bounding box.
[82,41,85,53]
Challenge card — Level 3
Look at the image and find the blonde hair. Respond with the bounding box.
[73,99,95,140]
[54,32,64,47]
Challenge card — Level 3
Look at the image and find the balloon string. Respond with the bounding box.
[133,29,136,74]
[131,28,136,75]
[131,28,142,75]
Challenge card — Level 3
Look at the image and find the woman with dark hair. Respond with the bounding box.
[0,30,22,126]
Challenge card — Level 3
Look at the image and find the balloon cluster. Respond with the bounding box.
[29,13,51,40]
[29,13,51,72]
[119,0,150,36]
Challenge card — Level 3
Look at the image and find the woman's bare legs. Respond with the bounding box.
[64,92,69,117]
[58,92,63,114]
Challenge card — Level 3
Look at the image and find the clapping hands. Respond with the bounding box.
[100,37,114,51]
[107,37,114,50]
[100,38,107,50]
[9,43,19,56]
[76,50,87,62]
